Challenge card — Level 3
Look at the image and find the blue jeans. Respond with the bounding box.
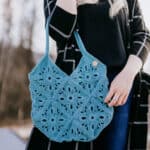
[93,68,134,150]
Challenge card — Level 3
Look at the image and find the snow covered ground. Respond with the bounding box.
[0,128,26,150]
[0,123,33,150]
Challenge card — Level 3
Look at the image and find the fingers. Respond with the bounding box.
[104,73,133,107]
[117,94,129,106]
[115,94,128,106]
[104,87,115,103]
[104,89,129,107]
[107,93,121,107]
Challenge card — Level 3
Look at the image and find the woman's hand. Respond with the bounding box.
[104,69,135,107]
[104,55,143,107]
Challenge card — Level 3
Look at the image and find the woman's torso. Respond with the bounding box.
[55,0,129,75]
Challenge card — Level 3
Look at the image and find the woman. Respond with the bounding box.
[26,0,150,149]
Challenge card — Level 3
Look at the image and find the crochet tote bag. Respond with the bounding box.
[28,15,114,143]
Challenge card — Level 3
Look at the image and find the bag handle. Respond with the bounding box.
[45,15,89,57]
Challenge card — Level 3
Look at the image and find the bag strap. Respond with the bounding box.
[45,15,89,57]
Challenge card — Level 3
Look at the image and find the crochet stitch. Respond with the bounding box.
[28,15,114,142]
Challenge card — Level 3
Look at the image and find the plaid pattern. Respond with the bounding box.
[44,0,150,67]
[127,72,150,149]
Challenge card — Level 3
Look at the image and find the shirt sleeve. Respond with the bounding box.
[128,0,150,65]
[43,0,78,48]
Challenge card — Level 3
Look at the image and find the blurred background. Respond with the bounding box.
[0,0,150,149]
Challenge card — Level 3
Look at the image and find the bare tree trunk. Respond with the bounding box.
[0,0,13,112]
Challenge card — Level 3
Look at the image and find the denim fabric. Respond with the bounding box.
[92,68,134,150]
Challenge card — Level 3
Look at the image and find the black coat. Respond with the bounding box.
[43,0,150,69]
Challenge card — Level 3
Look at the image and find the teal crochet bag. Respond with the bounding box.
[28,15,114,143]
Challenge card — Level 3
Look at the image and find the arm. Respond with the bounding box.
[104,0,150,107]
[104,55,142,107]
[43,0,78,48]
[128,0,150,67]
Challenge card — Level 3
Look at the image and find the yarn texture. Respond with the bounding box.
[28,15,114,142]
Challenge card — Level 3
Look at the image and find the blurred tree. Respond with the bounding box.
[0,0,13,114]
[0,0,36,124]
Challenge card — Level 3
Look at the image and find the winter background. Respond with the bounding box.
[0,0,150,149]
